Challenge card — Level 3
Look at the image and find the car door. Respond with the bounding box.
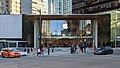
[3,49,8,57]
[105,47,111,54]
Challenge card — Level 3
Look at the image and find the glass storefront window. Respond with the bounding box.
[41,20,94,47]
[104,10,120,47]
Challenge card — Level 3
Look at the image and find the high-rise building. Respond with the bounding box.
[0,0,5,14]
[0,0,50,36]
[21,0,50,36]
[63,0,72,14]
[54,0,63,14]
[48,0,72,14]
[0,0,21,14]
[48,0,54,14]
[21,0,48,14]
[72,0,120,14]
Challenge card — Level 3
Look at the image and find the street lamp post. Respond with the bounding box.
[3,39,6,48]
[33,7,42,48]
[39,9,42,48]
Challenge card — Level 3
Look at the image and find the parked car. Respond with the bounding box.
[94,46,114,55]
[1,48,21,58]
[18,49,28,56]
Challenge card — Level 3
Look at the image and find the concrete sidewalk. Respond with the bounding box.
[33,47,94,56]
[113,48,120,55]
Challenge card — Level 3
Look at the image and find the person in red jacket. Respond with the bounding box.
[40,46,44,57]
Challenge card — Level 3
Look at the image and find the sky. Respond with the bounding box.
[50,20,65,35]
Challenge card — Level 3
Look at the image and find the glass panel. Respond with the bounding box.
[9,43,16,47]
[41,20,93,47]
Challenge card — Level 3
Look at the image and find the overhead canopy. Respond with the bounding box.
[25,14,110,20]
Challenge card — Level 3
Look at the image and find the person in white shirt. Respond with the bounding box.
[37,48,41,56]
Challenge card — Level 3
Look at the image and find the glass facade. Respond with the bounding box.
[72,0,120,14]
[41,20,94,47]
[72,0,120,47]
[108,10,120,47]
[97,10,120,47]
[40,18,110,47]
[97,14,110,47]
[22,14,110,48]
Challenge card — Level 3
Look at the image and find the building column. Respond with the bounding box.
[37,21,39,48]
[92,19,98,51]
[94,20,98,48]
[16,42,18,48]
[34,20,39,48]
[8,42,9,48]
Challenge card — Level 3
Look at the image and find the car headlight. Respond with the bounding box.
[98,51,102,53]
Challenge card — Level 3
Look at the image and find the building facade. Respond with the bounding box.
[21,0,50,36]
[63,0,72,14]
[0,0,50,49]
[48,0,54,14]
[0,0,21,14]
[72,0,120,47]
[21,0,48,14]
[54,0,63,14]
[48,0,72,14]
[102,10,120,47]
[72,0,120,14]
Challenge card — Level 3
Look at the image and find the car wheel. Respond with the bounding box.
[8,54,10,58]
[110,51,113,54]
[102,52,105,55]
[18,56,20,58]
[93,52,97,55]
[1,54,5,58]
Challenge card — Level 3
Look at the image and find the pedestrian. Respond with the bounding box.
[74,43,77,53]
[40,46,44,57]
[83,40,87,53]
[70,43,75,54]
[47,45,50,55]
[79,42,83,53]
[37,48,40,56]
[31,48,33,55]
[51,44,54,53]
[75,44,80,54]
[27,48,30,54]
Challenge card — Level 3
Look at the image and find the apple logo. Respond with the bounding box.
[62,23,68,29]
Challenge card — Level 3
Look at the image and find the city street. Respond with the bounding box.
[0,48,120,68]
[0,0,120,68]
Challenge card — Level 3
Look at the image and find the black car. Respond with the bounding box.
[94,46,114,55]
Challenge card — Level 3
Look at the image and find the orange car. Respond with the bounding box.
[1,48,21,58]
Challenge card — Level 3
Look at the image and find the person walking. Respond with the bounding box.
[79,42,83,53]
[47,45,50,55]
[40,46,44,57]
[83,40,87,53]
[51,44,54,53]
[27,48,30,54]
[37,48,40,56]
[75,44,80,54]
[70,43,75,54]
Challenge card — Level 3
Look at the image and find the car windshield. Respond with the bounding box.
[9,49,18,52]
[17,49,24,52]
[104,46,112,49]
[96,48,105,51]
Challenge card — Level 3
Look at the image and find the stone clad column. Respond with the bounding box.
[34,20,39,48]
[94,20,98,48]
[16,41,18,48]
[92,19,98,50]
